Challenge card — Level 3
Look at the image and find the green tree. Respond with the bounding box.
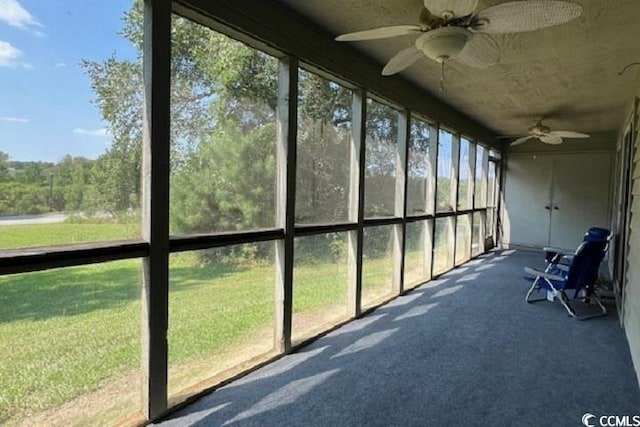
[0,151,8,182]
[52,155,94,212]
[0,181,48,215]
[82,5,403,261]
[170,118,276,233]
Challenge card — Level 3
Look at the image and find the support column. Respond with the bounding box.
[141,0,171,419]
[274,56,298,352]
[394,110,409,294]
[348,89,366,317]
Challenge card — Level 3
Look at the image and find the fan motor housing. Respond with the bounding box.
[415,27,471,62]
[529,123,551,135]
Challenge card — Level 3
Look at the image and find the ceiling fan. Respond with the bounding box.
[335,0,583,87]
[508,120,590,145]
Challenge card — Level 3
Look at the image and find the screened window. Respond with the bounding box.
[364,99,399,218]
[488,160,497,208]
[0,2,147,424]
[437,129,454,212]
[0,1,141,250]
[472,211,485,256]
[471,212,481,256]
[457,138,473,210]
[296,70,352,224]
[362,225,396,309]
[404,220,432,289]
[455,214,472,265]
[169,17,278,234]
[293,233,349,343]
[475,145,487,208]
[407,118,432,215]
[487,160,498,238]
[433,217,454,275]
[168,243,276,400]
[0,260,142,425]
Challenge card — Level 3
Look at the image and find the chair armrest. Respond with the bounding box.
[543,247,565,254]
[543,247,566,264]
[524,267,565,282]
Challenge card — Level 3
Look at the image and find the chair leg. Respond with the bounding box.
[525,278,547,303]
[574,295,607,321]
[558,292,607,320]
[526,276,559,303]
[557,291,578,318]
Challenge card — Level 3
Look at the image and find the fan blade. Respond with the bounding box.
[540,134,563,145]
[419,7,442,29]
[335,25,422,42]
[511,135,534,146]
[382,46,423,75]
[472,1,582,34]
[424,0,479,19]
[548,130,590,138]
[456,33,500,68]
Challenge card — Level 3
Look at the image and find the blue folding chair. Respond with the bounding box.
[542,227,612,267]
[524,229,611,320]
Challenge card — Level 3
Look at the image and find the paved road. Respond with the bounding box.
[0,213,67,226]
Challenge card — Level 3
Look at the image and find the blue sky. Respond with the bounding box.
[0,0,137,162]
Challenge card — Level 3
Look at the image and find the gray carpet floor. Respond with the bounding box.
[155,250,640,426]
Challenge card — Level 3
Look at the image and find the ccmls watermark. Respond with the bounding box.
[582,413,640,427]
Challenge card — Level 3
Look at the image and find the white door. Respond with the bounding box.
[549,152,612,250]
[503,154,553,248]
[503,151,612,250]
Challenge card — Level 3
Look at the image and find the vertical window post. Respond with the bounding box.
[426,123,437,277]
[394,110,409,295]
[469,142,477,258]
[141,0,171,419]
[427,123,438,216]
[480,145,489,251]
[450,133,460,269]
[430,125,440,277]
[451,133,460,213]
[482,145,489,208]
[348,89,366,317]
[275,56,298,353]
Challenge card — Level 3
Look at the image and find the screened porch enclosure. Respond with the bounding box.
[1,0,639,426]
[0,2,499,425]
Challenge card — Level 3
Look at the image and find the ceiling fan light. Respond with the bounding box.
[415,27,471,62]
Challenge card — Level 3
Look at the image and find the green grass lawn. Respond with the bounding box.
[0,222,139,250]
[0,224,399,426]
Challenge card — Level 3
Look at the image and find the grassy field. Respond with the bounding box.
[0,223,432,426]
[0,222,139,250]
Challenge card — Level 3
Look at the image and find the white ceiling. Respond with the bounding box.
[277,0,640,139]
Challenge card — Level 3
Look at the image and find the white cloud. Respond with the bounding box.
[0,116,28,123]
[54,62,65,68]
[0,40,20,65]
[73,128,111,137]
[0,0,41,29]
[0,40,31,68]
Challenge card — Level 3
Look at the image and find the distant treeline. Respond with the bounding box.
[0,151,135,217]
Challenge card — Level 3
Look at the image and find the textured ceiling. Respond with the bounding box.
[276,0,640,138]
